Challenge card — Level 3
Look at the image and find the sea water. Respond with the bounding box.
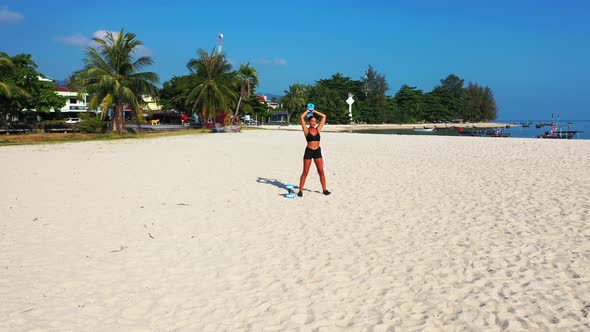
[499,120,589,140]
[353,120,590,140]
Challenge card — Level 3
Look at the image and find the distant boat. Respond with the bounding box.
[413,127,435,132]
[538,124,582,139]
[538,130,581,139]
[458,127,510,137]
[538,132,577,139]
[537,121,557,128]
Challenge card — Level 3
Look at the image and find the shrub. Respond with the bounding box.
[79,113,107,133]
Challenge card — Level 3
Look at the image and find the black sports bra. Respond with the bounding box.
[306,130,320,142]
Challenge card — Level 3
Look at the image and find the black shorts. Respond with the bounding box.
[304,147,322,160]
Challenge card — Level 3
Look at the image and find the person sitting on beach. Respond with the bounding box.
[298,105,331,197]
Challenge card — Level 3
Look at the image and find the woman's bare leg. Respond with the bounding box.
[299,159,312,195]
[313,158,328,192]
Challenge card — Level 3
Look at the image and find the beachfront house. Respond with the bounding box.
[136,95,184,125]
[38,76,97,115]
[268,110,289,124]
[256,95,280,109]
[19,84,99,122]
[255,94,288,124]
[142,95,161,111]
[52,87,98,115]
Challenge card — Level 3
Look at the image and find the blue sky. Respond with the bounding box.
[1,0,589,120]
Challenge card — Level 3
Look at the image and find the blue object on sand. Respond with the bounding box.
[285,184,295,198]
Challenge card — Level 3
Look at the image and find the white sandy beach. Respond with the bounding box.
[1,130,589,331]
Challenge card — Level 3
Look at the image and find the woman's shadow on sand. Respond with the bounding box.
[256,177,293,197]
[256,177,318,196]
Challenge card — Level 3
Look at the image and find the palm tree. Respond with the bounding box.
[233,63,258,124]
[0,56,13,97]
[186,48,237,125]
[282,83,307,123]
[0,54,32,128]
[0,54,30,98]
[72,29,159,134]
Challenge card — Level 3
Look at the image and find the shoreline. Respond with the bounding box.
[260,122,513,132]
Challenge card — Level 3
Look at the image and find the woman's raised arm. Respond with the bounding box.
[313,110,327,131]
[300,110,310,135]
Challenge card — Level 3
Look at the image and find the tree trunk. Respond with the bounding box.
[135,109,142,133]
[115,104,125,135]
[234,95,243,124]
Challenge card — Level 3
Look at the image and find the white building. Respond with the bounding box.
[34,76,96,114]
[51,87,99,114]
[141,95,162,111]
[255,95,280,109]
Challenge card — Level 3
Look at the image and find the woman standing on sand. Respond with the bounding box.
[298,103,331,197]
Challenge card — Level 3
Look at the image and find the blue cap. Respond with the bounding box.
[307,103,315,110]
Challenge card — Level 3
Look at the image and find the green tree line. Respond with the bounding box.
[2,28,497,134]
[0,52,66,128]
[281,71,497,125]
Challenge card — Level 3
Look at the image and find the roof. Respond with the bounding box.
[56,86,73,92]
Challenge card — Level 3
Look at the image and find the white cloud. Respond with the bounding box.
[54,30,153,57]
[86,30,118,48]
[54,34,92,47]
[92,30,117,41]
[0,7,24,24]
[135,45,152,57]
[258,58,288,66]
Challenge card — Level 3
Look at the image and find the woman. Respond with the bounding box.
[298,105,331,197]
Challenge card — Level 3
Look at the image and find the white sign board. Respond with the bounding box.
[346,93,354,123]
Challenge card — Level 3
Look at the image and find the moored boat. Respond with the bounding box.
[537,124,582,139]
[538,131,581,139]
[413,127,436,132]
[457,127,510,137]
